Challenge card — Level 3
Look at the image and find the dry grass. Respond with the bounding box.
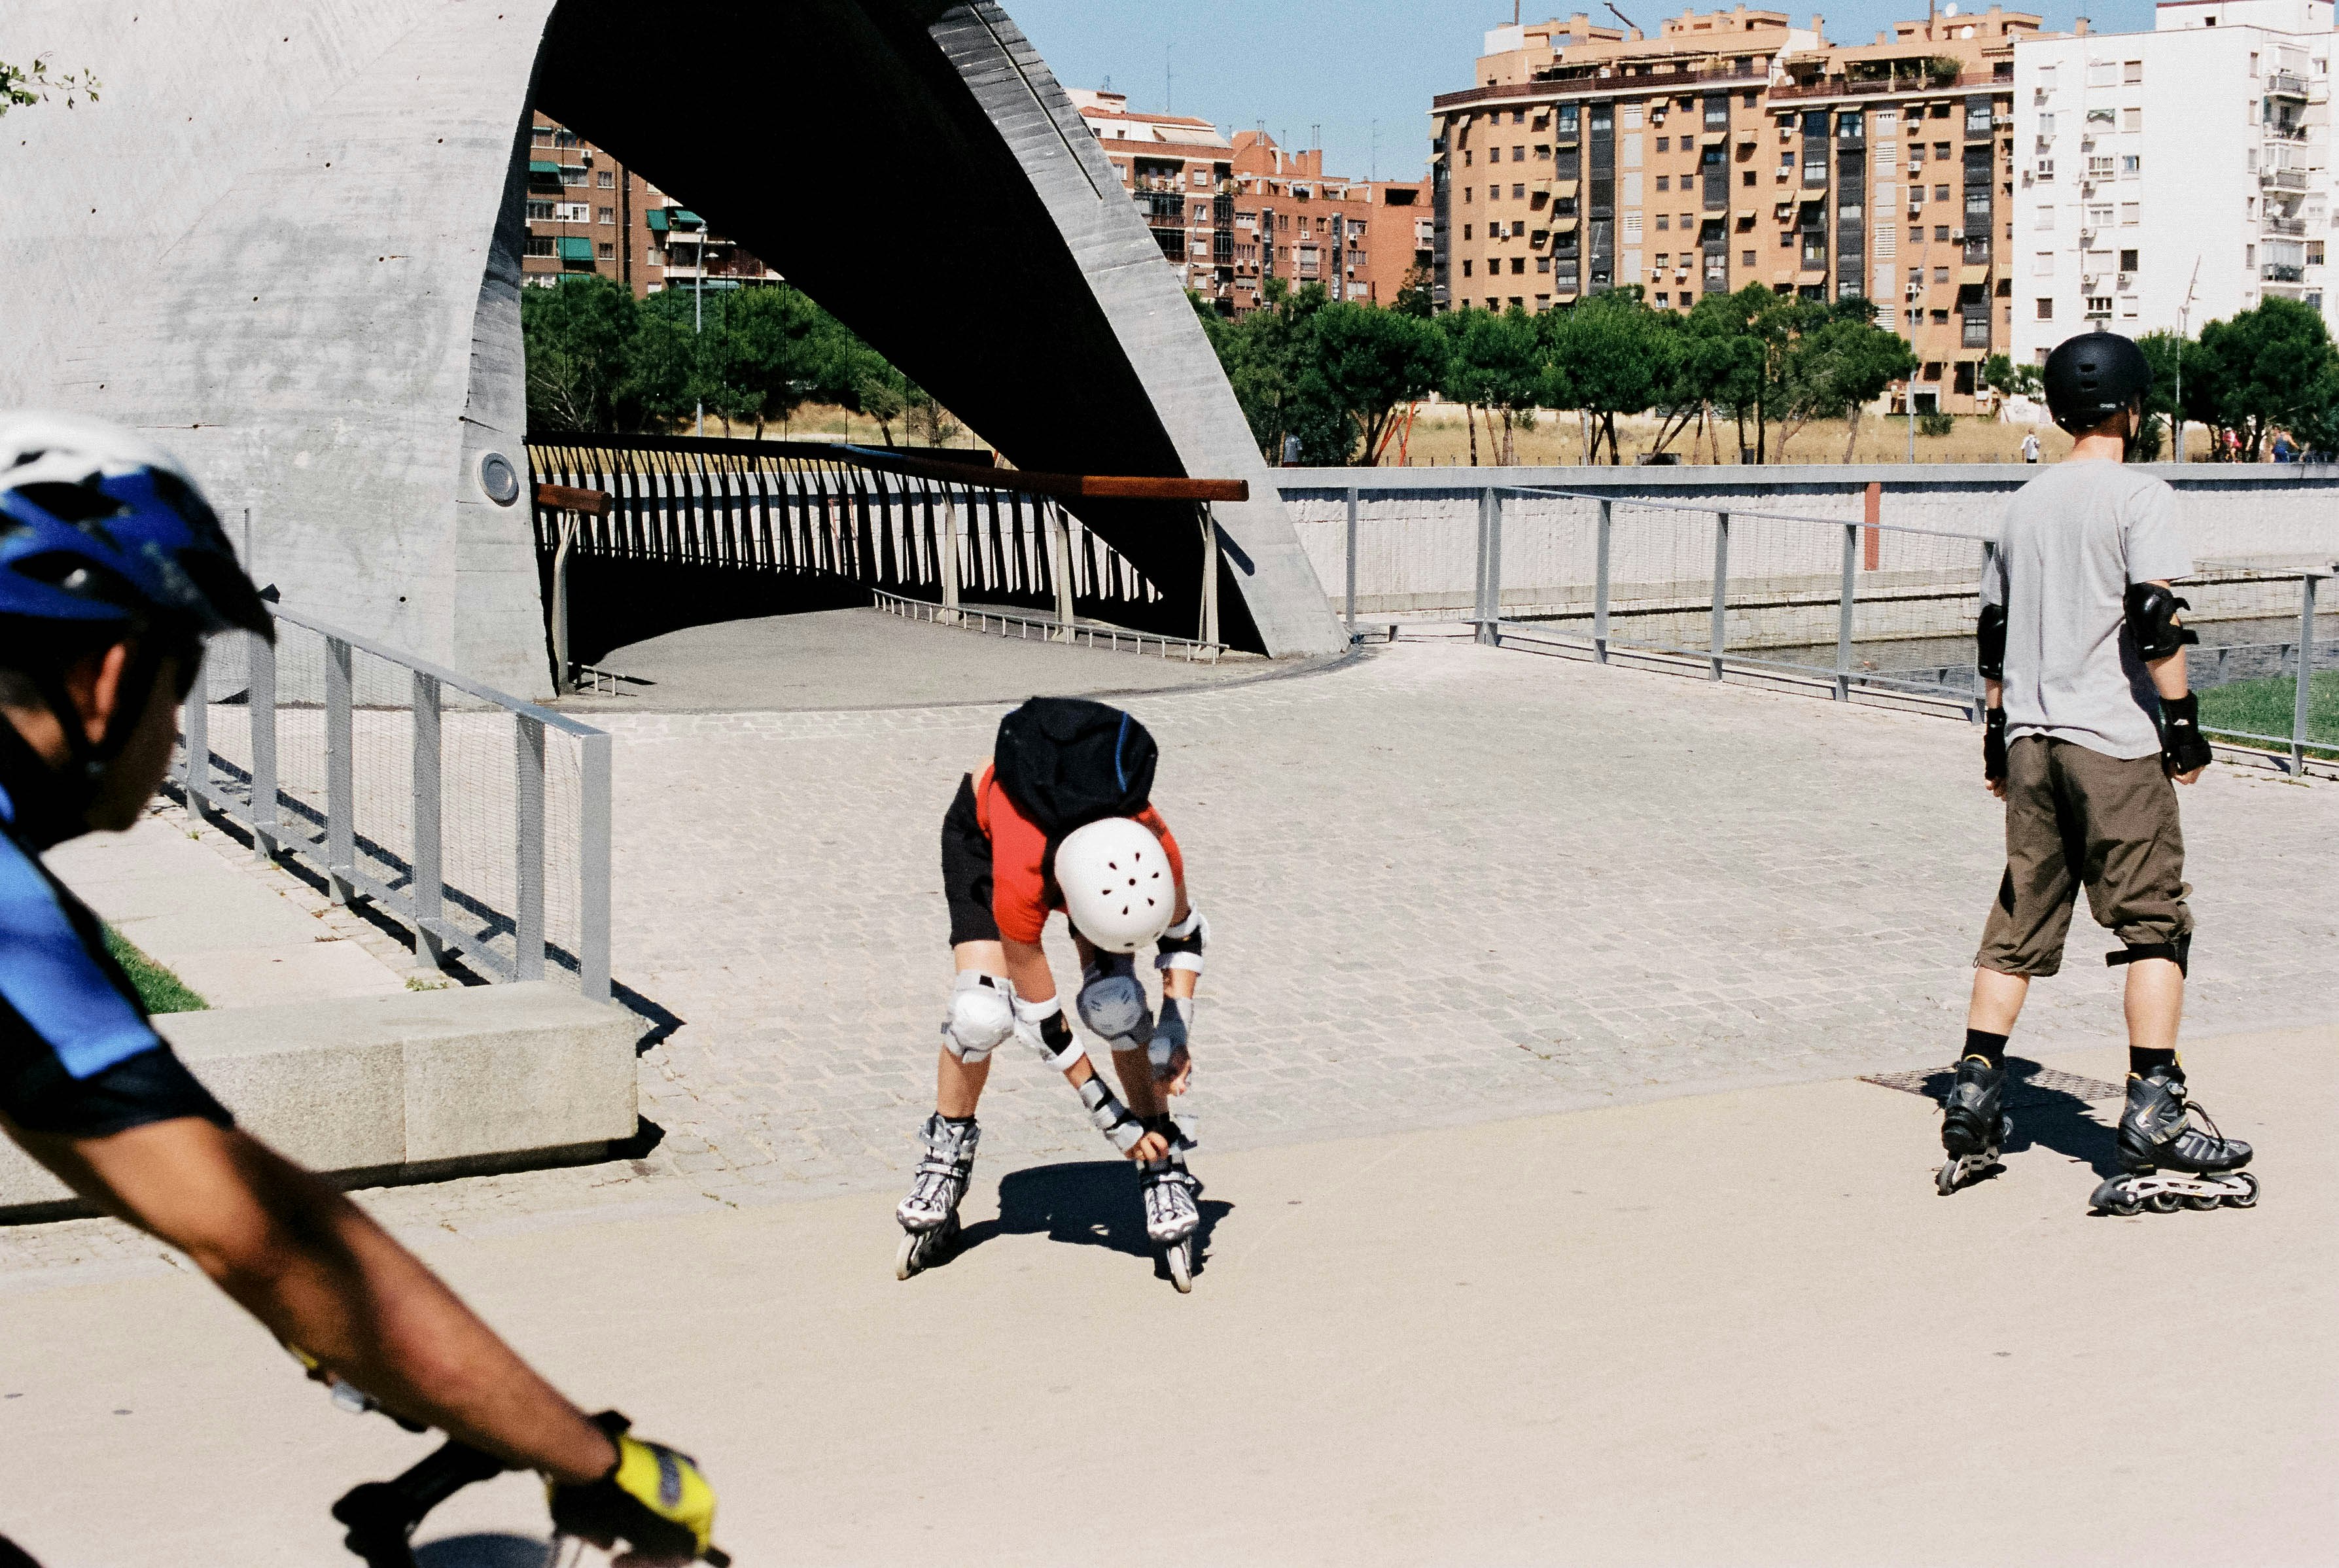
[1374,404,2076,469]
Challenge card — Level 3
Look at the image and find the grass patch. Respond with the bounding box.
[2198,668,2339,758]
[102,926,207,1014]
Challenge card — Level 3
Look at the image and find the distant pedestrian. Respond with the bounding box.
[2021,430,2040,464]
[2272,431,2295,463]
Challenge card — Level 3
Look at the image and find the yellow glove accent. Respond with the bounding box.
[548,1431,716,1561]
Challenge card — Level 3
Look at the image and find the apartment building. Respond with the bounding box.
[519,113,781,296]
[1430,10,1821,317]
[1430,8,2039,412]
[1770,9,2040,409]
[2010,0,2335,372]
[1071,90,1433,313]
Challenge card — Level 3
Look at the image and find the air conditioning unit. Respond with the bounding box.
[1906,283,1922,300]
[1950,228,1965,241]
[1909,203,1925,217]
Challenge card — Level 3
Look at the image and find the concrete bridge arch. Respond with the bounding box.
[0,1,1341,693]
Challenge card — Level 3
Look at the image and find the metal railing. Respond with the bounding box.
[527,435,1247,668]
[1318,483,2336,773]
[870,588,1225,661]
[176,606,613,1000]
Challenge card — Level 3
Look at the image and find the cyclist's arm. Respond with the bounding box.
[16,1116,618,1485]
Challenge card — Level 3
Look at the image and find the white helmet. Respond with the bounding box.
[1055,817,1176,954]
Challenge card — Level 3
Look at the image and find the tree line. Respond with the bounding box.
[1199,282,2339,466]
[519,273,959,445]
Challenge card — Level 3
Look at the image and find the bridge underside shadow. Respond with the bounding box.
[536,0,1337,659]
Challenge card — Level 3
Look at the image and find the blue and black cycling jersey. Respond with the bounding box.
[0,723,228,1139]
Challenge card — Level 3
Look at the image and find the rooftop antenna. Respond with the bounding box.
[1606,3,1642,33]
[1165,44,1172,115]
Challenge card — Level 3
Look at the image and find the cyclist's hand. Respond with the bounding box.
[549,1427,718,1567]
[1152,996,1196,1094]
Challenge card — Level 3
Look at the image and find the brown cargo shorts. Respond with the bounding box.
[1975,735,2191,978]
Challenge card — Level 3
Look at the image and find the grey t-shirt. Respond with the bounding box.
[1980,460,2192,760]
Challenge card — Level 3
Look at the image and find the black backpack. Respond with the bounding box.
[992,697,1157,835]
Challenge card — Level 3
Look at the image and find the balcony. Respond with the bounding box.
[2266,215,2309,237]
[2268,71,2308,99]
[2262,167,2311,192]
[2264,262,2308,282]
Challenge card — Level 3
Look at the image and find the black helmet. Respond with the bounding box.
[2042,330,2152,436]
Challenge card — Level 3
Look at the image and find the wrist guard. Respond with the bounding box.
[1077,1075,1146,1151]
[1014,996,1084,1071]
[1984,707,2009,784]
[2158,691,2214,776]
[1155,909,1208,976]
[1151,994,1195,1079]
[547,1414,718,1565]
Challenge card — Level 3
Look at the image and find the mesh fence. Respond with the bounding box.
[177,612,607,996]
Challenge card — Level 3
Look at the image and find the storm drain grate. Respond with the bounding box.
[1860,1062,2128,1109]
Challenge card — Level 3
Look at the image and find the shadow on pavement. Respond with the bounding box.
[961,1161,1231,1278]
[413,1535,552,1567]
[1874,1058,2125,1179]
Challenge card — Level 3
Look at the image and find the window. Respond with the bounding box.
[1744,169,1759,186]
[1681,291,1695,307]
[2086,203,2113,228]
[1655,251,1671,268]
[2036,204,2054,231]
[1513,183,1526,199]
[2036,297,2054,319]
[1538,255,1551,271]
[597,207,614,225]
[2123,60,2143,84]
[596,170,614,188]
[1655,291,1670,305]
[1464,187,1473,203]
[2119,155,2140,177]
[1463,223,1473,240]
[561,166,586,186]
[1931,309,1950,324]
[2037,113,2055,136]
[2122,107,2141,133]
[1705,97,1729,129]
[1744,249,1759,266]
[531,126,553,145]
[1513,256,1528,274]
[1933,141,1951,159]
[1934,184,1951,202]
[2087,155,2114,179]
[2085,294,2111,318]
[2038,65,2057,90]
[1462,259,1473,276]
[524,235,554,257]
[1966,101,1992,134]
[1657,174,1671,191]
[527,200,554,220]
[1656,136,1670,152]
[2035,157,2055,181]
[2087,61,2116,88]
[2035,251,2055,275]
[2119,248,2138,271]
[1536,144,1550,160]
[1655,213,1670,230]
[1934,266,1950,283]
[597,242,614,260]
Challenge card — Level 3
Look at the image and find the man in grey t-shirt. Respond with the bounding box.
[1934,330,2257,1215]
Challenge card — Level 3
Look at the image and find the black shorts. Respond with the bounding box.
[3,1040,232,1140]
[941,773,999,947]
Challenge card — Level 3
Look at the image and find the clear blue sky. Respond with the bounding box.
[1006,0,2165,181]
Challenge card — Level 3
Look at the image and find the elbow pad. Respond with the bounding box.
[1976,603,2007,682]
[2124,583,2199,662]
[1155,909,1208,976]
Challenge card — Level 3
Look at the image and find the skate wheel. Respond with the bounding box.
[895,1230,921,1281]
[2148,1191,2182,1214]
[2225,1172,2259,1210]
[1937,1161,1960,1196]
[1166,1240,1192,1294]
[2183,1193,2221,1211]
[2105,1194,2143,1217]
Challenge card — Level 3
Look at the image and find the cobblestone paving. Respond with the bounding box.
[7,641,2335,1276]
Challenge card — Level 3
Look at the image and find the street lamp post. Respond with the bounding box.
[694,221,705,438]
[2173,256,2200,463]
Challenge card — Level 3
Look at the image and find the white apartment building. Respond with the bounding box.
[2011,0,2334,368]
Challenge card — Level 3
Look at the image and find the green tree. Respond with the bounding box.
[618,291,701,430]
[1,56,99,116]
[1772,300,1916,462]
[521,275,639,434]
[2285,365,2339,459]
[1547,288,1678,464]
[1304,302,1448,465]
[1441,307,1541,464]
[2190,297,2337,459]
[1198,278,1333,463]
[1392,265,1437,320]
[1980,352,2041,401]
[1651,292,1765,462]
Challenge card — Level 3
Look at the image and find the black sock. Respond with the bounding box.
[941,1113,976,1128]
[1963,1029,2009,1070]
[2128,1047,2177,1079]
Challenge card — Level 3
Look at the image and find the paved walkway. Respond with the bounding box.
[557,606,1283,714]
[1,1026,2327,1566]
[5,637,2334,1276]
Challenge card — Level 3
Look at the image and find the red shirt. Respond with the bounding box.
[973,764,1184,945]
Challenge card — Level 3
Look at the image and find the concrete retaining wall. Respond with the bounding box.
[1276,466,2339,618]
[0,983,640,1221]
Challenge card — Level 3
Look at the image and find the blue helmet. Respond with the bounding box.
[0,411,272,649]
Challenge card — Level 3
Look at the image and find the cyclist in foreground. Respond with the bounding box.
[0,412,718,1565]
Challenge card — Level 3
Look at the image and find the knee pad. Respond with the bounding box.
[2107,934,2191,978]
[1077,957,1153,1048]
[941,971,1017,1063]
